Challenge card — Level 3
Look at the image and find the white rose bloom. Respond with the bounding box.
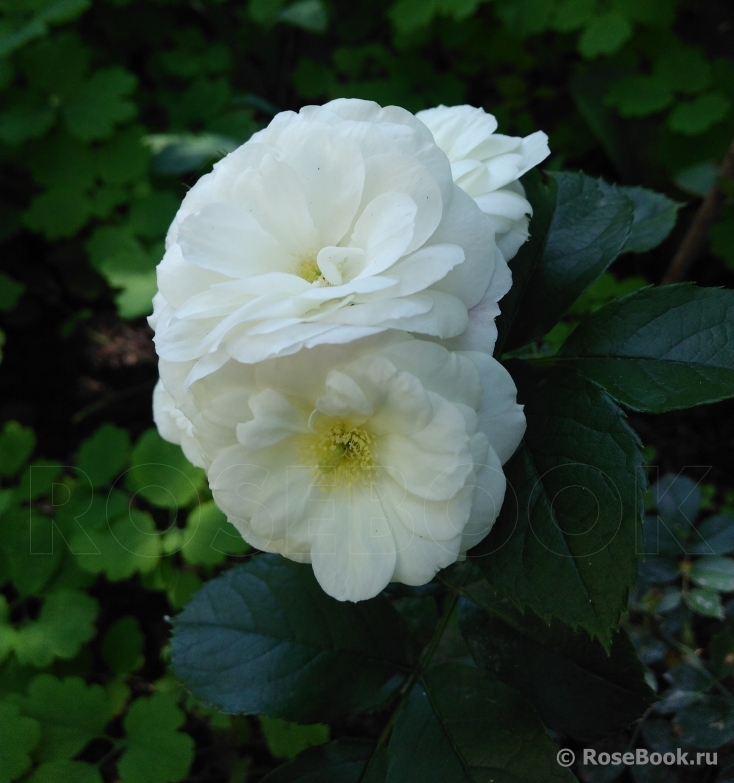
[155,333,525,602]
[416,104,550,264]
[151,99,510,388]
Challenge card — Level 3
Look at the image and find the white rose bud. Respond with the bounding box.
[417,104,550,264]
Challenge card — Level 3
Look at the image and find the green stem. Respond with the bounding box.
[358,571,467,781]
[653,619,734,702]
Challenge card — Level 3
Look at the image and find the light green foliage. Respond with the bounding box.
[126,429,207,509]
[668,93,731,135]
[10,674,111,761]
[165,499,250,566]
[0,701,41,783]
[76,423,131,488]
[118,694,195,783]
[13,590,98,667]
[260,717,330,759]
[73,509,162,580]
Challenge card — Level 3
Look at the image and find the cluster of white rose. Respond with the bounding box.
[150,100,549,602]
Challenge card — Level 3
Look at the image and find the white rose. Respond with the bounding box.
[151,99,510,388]
[416,104,550,264]
[152,379,206,469]
[156,333,525,602]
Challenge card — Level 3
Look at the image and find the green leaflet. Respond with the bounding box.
[171,555,413,722]
[384,664,574,783]
[458,584,653,739]
[472,362,645,647]
[558,284,734,412]
[496,171,634,354]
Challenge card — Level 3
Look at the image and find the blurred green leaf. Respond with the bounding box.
[129,191,179,240]
[26,760,103,783]
[76,423,131,489]
[126,429,206,509]
[145,133,238,175]
[710,216,734,264]
[690,557,734,592]
[690,515,734,555]
[101,616,145,675]
[578,13,631,59]
[0,103,54,145]
[95,125,149,184]
[279,0,328,32]
[674,161,718,196]
[62,67,137,141]
[0,273,25,312]
[677,696,734,748]
[606,75,673,117]
[11,674,110,762]
[668,93,731,135]
[653,46,711,94]
[0,701,40,783]
[175,500,250,566]
[118,694,195,783]
[0,421,35,476]
[261,717,330,759]
[14,589,98,667]
[684,588,724,619]
[72,509,161,580]
[259,741,373,782]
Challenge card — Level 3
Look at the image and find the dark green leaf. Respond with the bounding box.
[558,285,734,412]
[676,696,734,749]
[260,740,373,783]
[691,515,734,555]
[101,616,145,675]
[62,67,137,141]
[473,363,645,646]
[690,557,734,592]
[496,171,633,353]
[684,588,724,619]
[458,585,654,739]
[384,664,574,783]
[171,555,412,722]
[618,186,680,253]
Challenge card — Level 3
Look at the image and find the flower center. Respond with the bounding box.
[298,255,322,284]
[305,422,375,485]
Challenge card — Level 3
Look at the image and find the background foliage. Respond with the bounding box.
[1,0,733,781]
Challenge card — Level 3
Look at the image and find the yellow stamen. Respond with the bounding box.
[303,422,376,485]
